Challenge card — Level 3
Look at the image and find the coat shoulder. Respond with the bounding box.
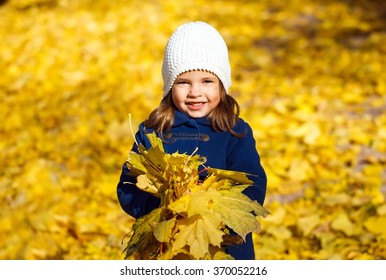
[233,117,252,134]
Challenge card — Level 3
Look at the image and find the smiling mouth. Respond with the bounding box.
[186,102,206,110]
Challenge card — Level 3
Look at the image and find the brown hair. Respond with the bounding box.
[143,88,245,138]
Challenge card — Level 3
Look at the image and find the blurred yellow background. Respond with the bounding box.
[1,0,385,259]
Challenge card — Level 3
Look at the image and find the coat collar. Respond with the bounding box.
[172,110,211,128]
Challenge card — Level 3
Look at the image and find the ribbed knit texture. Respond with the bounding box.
[162,21,231,96]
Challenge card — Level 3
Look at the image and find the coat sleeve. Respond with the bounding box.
[224,120,267,259]
[116,124,161,218]
[226,121,267,206]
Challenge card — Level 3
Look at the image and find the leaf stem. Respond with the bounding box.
[128,113,138,147]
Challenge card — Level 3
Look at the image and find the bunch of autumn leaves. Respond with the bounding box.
[123,133,269,260]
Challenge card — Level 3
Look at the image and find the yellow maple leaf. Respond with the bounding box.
[172,214,224,259]
[364,216,386,237]
[331,213,361,237]
[297,214,320,236]
[153,217,176,243]
[136,174,160,195]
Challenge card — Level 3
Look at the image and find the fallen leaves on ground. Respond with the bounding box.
[0,0,385,259]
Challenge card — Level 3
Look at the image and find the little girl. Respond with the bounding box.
[117,21,267,260]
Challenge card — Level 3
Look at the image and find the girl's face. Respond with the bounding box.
[171,70,221,118]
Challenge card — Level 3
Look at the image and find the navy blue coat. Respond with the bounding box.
[117,110,267,260]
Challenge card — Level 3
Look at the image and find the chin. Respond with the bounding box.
[187,111,207,118]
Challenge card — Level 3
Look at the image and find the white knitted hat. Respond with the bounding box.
[162,21,231,97]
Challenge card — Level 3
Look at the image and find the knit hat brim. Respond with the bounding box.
[162,62,230,96]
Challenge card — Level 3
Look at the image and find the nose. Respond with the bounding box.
[188,82,202,97]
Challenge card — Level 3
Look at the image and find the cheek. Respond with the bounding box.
[210,90,222,105]
[171,90,184,108]
[212,98,221,109]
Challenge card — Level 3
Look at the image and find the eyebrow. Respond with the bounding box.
[175,75,217,81]
[202,76,217,80]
